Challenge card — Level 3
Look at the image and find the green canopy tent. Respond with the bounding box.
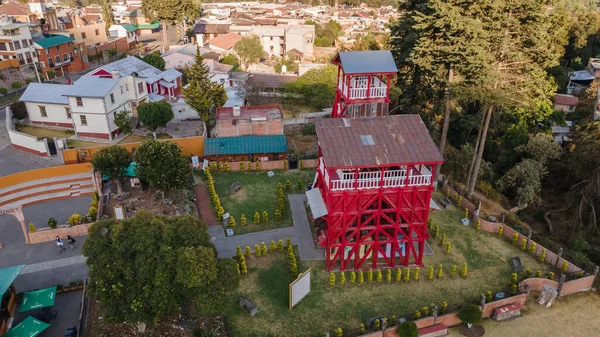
[2,316,50,337]
[19,286,57,312]
[0,265,24,298]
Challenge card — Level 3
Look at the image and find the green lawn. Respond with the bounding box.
[210,170,315,234]
[226,195,556,337]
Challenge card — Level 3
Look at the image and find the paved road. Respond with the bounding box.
[208,194,326,261]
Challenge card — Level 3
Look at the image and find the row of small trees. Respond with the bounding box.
[328,263,468,286]
[235,238,294,275]
[428,219,452,255]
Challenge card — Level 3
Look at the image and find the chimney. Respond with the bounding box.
[111,71,120,79]
[233,106,241,117]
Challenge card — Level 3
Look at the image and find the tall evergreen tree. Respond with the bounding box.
[182,48,227,136]
[141,0,199,52]
[100,0,115,32]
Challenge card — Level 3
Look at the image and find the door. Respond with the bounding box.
[47,139,57,156]
[288,154,298,169]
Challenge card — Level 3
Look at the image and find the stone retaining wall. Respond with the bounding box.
[29,223,94,244]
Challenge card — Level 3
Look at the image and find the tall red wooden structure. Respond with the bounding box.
[330,50,397,118]
[307,51,444,271]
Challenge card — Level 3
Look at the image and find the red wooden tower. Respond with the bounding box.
[330,50,397,118]
[306,50,443,271]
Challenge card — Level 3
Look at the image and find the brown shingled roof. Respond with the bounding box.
[315,115,444,168]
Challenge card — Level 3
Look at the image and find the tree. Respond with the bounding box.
[137,101,174,139]
[114,110,132,135]
[274,54,299,74]
[142,51,166,70]
[90,145,131,194]
[134,139,192,192]
[182,49,227,135]
[233,35,264,70]
[458,304,482,328]
[220,54,239,71]
[284,64,337,110]
[100,0,115,32]
[398,321,418,337]
[141,0,199,52]
[83,211,238,324]
[306,20,343,47]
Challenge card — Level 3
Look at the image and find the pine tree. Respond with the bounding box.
[269,240,276,252]
[277,239,284,252]
[141,0,198,52]
[245,246,251,258]
[260,242,268,255]
[253,212,260,224]
[254,244,261,257]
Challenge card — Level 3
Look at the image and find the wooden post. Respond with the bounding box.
[557,274,566,296]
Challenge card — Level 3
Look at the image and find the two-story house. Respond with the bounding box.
[108,23,138,47]
[20,74,148,139]
[0,15,38,70]
[162,45,233,87]
[34,34,88,77]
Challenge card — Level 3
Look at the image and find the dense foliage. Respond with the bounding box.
[134,139,192,192]
[142,51,166,71]
[284,64,337,109]
[233,35,264,70]
[83,212,239,324]
[137,101,174,138]
[305,19,343,47]
[90,145,131,194]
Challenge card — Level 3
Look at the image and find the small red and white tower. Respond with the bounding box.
[309,116,443,271]
[330,50,397,118]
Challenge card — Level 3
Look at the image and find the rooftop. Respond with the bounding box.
[120,23,137,32]
[247,73,298,89]
[193,22,231,34]
[554,94,579,106]
[162,44,212,58]
[315,115,443,168]
[204,135,287,156]
[333,50,398,75]
[89,56,181,81]
[207,32,242,50]
[19,83,70,105]
[217,105,282,121]
[65,76,120,98]
[35,34,74,49]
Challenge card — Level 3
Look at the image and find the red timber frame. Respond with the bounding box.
[314,158,438,271]
[330,60,394,118]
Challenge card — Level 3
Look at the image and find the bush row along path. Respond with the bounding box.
[207,194,326,261]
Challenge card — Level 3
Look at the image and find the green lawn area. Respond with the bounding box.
[226,193,556,337]
[119,133,172,144]
[210,170,315,234]
[17,125,71,139]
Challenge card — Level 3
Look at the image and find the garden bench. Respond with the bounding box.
[440,197,451,209]
[239,297,258,316]
[511,256,523,273]
[230,182,243,194]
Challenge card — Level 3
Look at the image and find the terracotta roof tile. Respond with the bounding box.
[207,32,242,50]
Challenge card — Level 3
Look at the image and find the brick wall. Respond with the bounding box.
[29,222,93,244]
[216,119,284,137]
[86,37,130,58]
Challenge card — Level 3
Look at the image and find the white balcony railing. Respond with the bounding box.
[327,167,431,191]
[337,76,387,100]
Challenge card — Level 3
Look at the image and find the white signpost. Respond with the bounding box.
[289,268,312,309]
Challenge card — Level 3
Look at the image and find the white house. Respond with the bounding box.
[161,45,233,87]
[20,75,148,140]
[108,23,138,45]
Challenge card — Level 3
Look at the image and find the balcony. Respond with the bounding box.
[337,75,387,100]
[319,160,433,191]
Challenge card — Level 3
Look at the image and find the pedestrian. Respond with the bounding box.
[55,236,65,253]
[67,235,76,250]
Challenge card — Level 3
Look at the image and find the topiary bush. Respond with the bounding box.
[458,304,482,327]
[68,214,80,226]
[48,218,57,229]
[329,272,336,286]
[349,271,356,284]
[10,101,28,120]
[461,262,468,278]
[339,272,346,285]
[428,265,434,280]
[398,321,417,336]
[367,269,373,283]
[498,225,504,237]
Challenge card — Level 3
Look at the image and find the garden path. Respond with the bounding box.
[208,194,326,261]
[194,183,217,225]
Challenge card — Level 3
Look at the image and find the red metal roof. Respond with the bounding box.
[315,115,444,168]
[554,94,579,106]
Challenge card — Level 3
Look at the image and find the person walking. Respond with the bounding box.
[55,236,65,253]
[67,235,76,251]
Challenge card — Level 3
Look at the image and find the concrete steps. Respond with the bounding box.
[0,182,95,207]
[0,173,93,198]
[1,186,96,210]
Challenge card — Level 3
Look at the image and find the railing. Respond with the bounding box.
[326,167,431,191]
[337,75,387,100]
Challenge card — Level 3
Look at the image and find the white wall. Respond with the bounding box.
[163,53,195,69]
[25,101,71,127]
[68,96,109,136]
[5,107,49,156]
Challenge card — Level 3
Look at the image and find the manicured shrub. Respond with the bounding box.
[297,178,302,190]
[277,239,284,252]
[458,304,482,326]
[511,272,518,284]
[29,223,36,233]
[486,290,492,302]
[398,321,418,337]
[275,209,282,221]
[512,233,519,245]
[423,306,429,316]
[335,327,342,337]
[476,220,481,231]
[254,244,261,257]
[340,272,346,285]
[433,225,440,239]
[269,240,276,252]
[403,268,410,282]
[461,262,468,278]
[286,179,292,190]
[89,206,98,221]
[445,188,450,198]
[224,162,230,172]
[445,242,451,254]
[0,87,7,95]
[291,263,298,275]
[283,159,288,170]
[286,237,292,249]
[240,261,248,274]
[240,161,245,171]
[277,182,283,191]
[457,196,462,205]
[299,160,304,169]
[428,265,434,280]
[359,323,365,333]
[350,271,356,284]
[262,211,268,223]
[374,319,381,330]
[245,246,251,257]
[414,267,420,281]
[464,208,469,218]
[241,214,247,226]
[236,245,242,256]
[437,264,443,278]
[218,161,223,171]
[548,272,555,280]
[11,82,21,89]
[539,249,547,263]
[427,219,433,230]
[48,218,57,229]
[367,269,373,283]
[253,212,260,224]
[510,284,517,295]
[358,270,364,284]
[376,269,382,283]
[439,233,446,247]
[498,225,504,237]
[68,214,80,226]
[256,161,261,170]
[451,264,457,278]
[440,301,448,314]
[521,238,527,250]
[527,242,536,256]
[260,242,268,255]
[413,310,421,319]
[395,268,402,282]
[329,272,336,286]
[229,215,236,227]
[524,269,532,278]
[535,270,542,278]
[386,269,392,282]
[561,261,568,273]
[216,206,224,221]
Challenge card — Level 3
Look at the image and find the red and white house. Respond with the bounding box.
[87,56,182,101]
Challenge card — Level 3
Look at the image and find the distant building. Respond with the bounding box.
[215,105,283,137]
[0,15,38,70]
[207,32,242,53]
[161,44,233,87]
[203,134,287,162]
[553,94,578,113]
[193,21,231,46]
[34,34,88,77]
[231,24,315,58]
[0,0,60,31]
[108,23,139,46]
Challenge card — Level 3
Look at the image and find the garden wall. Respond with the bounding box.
[29,223,94,244]
[207,159,319,172]
[5,107,50,157]
[0,163,92,189]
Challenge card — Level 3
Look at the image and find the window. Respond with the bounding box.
[55,45,60,52]
[76,97,83,106]
[63,53,68,61]
[138,82,144,93]
[125,84,129,91]
[95,29,100,36]
[68,51,72,60]
[113,111,117,120]
[74,48,78,56]
[13,41,20,50]
[39,106,47,117]
[47,58,54,67]
[153,83,158,93]
[80,115,87,125]
[65,107,71,119]
[120,86,124,94]
[110,93,115,104]
[69,33,74,39]
[21,39,27,47]
[8,43,13,51]
[29,39,33,46]
[0,43,6,51]
[81,32,86,39]
[45,48,50,54]
[55,56,60,64]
